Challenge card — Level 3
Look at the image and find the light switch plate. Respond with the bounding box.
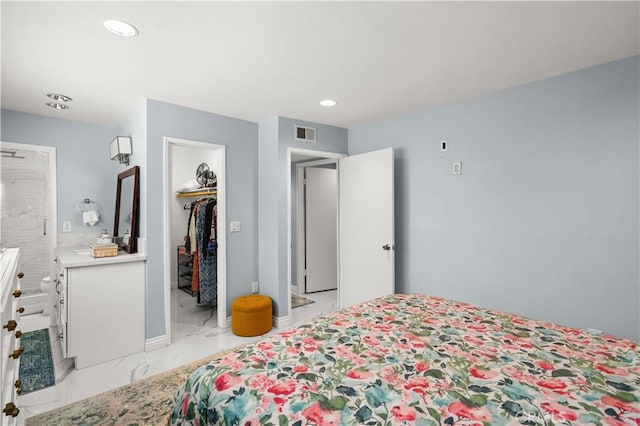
[63,221,72,232]
[230,221,241,232]
[453,161,462,175]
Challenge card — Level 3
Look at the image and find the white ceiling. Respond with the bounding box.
[2,2,638,128]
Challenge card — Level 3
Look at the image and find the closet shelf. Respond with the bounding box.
[176,189,217,198]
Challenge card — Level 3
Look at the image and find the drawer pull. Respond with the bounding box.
[2,402,19,418]
[15,380,22,395]
[9,346,24,360]
[12,289,22,298]
[15,330,22,338]
[16,307,24,314]
[3,320,17,332]
[17,272,24,279]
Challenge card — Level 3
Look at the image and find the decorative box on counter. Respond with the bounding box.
[90,243,118,258]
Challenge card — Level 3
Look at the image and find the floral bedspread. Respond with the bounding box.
[170,294,640,425]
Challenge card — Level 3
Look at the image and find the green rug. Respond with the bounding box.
[19,328,55,394]
[26,346,242,426]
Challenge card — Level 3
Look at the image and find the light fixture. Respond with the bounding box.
[47,93,72,102]
[46,102,69,110]
[320,99,337,107]
[103,19,138,37]
[110,136,133,165]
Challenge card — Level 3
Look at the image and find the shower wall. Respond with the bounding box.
[1,148,51,293]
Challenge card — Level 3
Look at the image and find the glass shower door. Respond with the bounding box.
[0,146,52,294]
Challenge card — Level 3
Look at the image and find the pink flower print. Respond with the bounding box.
[391,404,418,421]
[469,366,498,380]
[247,374,275,392]
[255,341,273,351]
[302,402,341,426]
[404,377,430,391]
[540,401,578,421]
[293,365,308,373]
[596,364,630,376]
[181,395,189,415]
[346,369,375,380]
[363,335,380,346]
[267,379,298,396]
[601,395,640,413]
[415,361,429,372]
[536,378,567,391]
[448,401,493,422]
[535,360,555,371]
[214,372,242,391]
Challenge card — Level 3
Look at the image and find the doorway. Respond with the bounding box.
[163,137,226,346]
[0,142,57,312]
[287,148,344,317]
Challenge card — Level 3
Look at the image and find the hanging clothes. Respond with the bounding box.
[184,198,217,306]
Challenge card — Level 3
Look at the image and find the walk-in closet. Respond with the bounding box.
[168,142,223,342]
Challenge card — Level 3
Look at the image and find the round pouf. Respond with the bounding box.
[231,294,273,337]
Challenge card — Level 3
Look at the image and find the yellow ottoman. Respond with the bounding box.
[231,294,272,337]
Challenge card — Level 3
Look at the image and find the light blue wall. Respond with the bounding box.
[118,100,148,239]
[145,99,259,338]
[258,117,347,316]
[348,56,640,341]
[1,110,119,235]
[258,117,280,314]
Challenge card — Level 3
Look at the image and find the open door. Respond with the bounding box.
[338,148,394,308]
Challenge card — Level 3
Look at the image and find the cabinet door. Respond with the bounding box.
[67,262,145,368]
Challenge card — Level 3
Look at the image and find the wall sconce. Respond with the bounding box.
[110,136,133,166]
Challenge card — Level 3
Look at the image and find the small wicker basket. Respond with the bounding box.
[90,243,118,258]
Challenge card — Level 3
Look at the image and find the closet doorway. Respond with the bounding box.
[287,148,345,316]
[163,137,226,346]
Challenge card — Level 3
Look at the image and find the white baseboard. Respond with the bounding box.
[273,315,291,330]
[145,334,168,352]
[291,285,299,295]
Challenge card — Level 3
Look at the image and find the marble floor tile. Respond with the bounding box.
[16,289,337,425]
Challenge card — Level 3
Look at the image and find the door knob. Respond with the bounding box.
[17,272,24,279]
[382,244,391,251]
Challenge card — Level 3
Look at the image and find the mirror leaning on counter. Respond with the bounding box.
[113,165,140,254]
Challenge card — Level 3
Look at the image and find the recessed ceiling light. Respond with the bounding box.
[104,19,138,37]
[320,99,337,107]
[46,102,69,110]
[47,93,72,102]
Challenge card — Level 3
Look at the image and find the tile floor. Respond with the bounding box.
[16,289,337,424]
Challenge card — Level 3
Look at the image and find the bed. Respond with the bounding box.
[170,294,639,425]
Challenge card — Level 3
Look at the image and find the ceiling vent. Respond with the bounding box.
[294,125,316,143]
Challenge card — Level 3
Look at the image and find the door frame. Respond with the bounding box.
[295,158,339,294]
[0,141,58,279]
[287,148,345,317]
[162,137,227,346]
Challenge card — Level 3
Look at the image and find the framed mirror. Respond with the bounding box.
[113,166,140,253]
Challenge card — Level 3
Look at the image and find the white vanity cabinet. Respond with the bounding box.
[1,249,23,425]
[56,251,146,369]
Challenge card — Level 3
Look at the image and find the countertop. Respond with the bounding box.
[57,249,146,268]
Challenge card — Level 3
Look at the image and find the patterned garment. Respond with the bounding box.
[170,294,639,425]
[195,200,217,305]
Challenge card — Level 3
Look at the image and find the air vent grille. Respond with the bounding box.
[294,125,316,142]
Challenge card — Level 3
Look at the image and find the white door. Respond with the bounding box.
[339,148,394,308]
[305,167,338,293]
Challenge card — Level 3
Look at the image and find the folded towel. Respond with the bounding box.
[83,210,100,226]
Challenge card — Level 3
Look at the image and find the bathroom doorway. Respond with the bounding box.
[0,142,57,313]
[162,137,226,346]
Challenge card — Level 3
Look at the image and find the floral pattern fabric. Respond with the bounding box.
[170,294,640,425]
